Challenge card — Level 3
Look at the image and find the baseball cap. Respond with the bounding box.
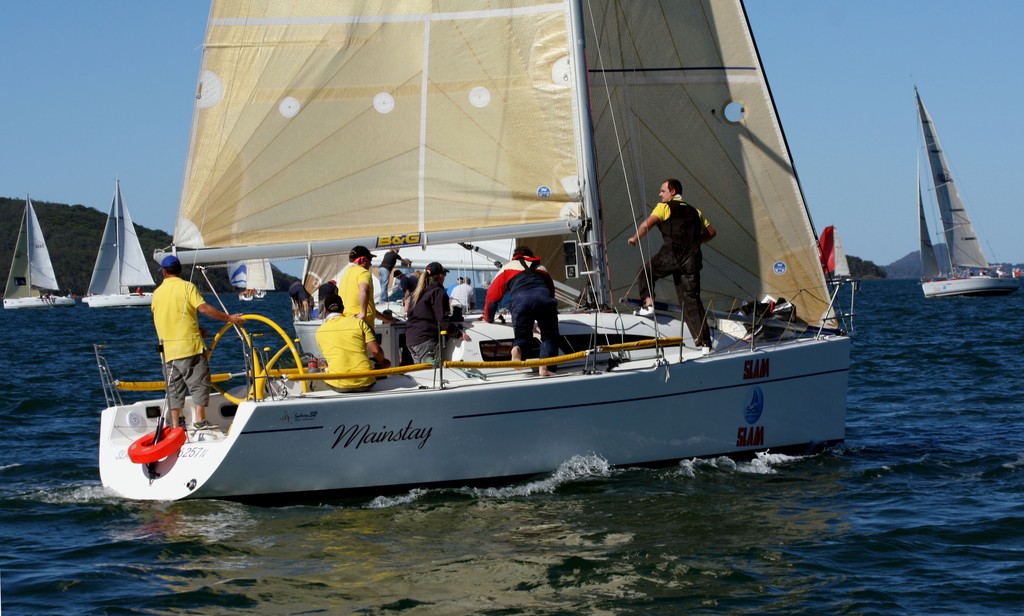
[349,245,375,261]
[324,293,343,313]
[160,255,180,268]
[425,262,448,276]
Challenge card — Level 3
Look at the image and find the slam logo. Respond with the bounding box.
[737,386,765,447]
[745,387,764,424]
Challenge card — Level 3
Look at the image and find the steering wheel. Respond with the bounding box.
[208,313,307,404]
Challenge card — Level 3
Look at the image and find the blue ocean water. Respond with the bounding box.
[1,279,1023,614]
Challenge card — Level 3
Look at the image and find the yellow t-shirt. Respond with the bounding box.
[151,276,206,361]
[340,264,376,329]
[315,315,377,390]
[651,197,712,229]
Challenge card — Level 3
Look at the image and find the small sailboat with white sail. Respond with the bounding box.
[82,180,157,307]
[97,0,854,502]
[4,196,75,309]
[916,88,1018,298]
[229,259,274,301]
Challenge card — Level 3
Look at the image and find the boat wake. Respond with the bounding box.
[679,450,805,477]
[366,455,614,508]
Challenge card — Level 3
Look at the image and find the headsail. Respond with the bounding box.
[916,88,988,270]
[917,172,941,280]
[579,0,832,325]
[173,1,586,262]
[87,180,156,296]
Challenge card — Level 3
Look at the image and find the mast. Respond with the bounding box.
[114,180,124,292]
[568,0,609,306]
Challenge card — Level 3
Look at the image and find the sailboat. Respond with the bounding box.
[98,0,854,502]
[916,88,1018,298]
[229,259,274,300]
[82,180,157,307]
[3,197,75,309]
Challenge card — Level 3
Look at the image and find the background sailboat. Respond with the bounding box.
[83,180,157,307]
[3,196,75,309]
[228,258,274,300]
[916,88,1017,297]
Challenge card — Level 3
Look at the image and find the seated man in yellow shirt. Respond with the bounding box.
[314,293,391,392]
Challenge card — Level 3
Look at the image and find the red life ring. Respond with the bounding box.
[128,427,187,464]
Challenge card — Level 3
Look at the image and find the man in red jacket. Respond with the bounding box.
[483,246,559,376]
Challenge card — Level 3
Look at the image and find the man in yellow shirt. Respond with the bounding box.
[152,255,246,430]
[315,293,391,391]
[627,178,716,350]
[340,245,398,329]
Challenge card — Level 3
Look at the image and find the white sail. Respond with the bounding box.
[87,180,156,296]
[4,197,61,297]
[171,1,584,263]
[917,173,941,280]
[832,229,850,279]
[916,88,988,270]
[26,200,61,291]
[4,197,76,309]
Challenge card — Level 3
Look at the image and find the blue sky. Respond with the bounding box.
[2,1,1022,266]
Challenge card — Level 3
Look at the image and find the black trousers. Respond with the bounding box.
[638,254,711,348]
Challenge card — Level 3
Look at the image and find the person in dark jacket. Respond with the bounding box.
[483,246,559,376]
[405,262,470,364]
[628,178,716,349]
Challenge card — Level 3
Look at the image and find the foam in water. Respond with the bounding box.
[678,450,805,477]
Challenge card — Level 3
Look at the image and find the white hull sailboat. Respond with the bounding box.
[3,197,75,309]
[916,88,1018,298]
[82,180,157,308]
[98,0,854,502]
[229,259,274,301]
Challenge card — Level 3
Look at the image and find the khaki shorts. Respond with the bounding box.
[165,353,211,409]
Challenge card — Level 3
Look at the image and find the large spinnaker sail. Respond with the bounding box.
[174,1,586,258]
[88,181,156,296]
[915,88,988,270]
[917,173,941,280]
[580,0,831,325]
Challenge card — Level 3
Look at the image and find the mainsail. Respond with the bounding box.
[916,88,988,271]
[173,1,586,262]
[87,180,156,296]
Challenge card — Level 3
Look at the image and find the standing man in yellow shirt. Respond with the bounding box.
[340,245,397,329]
[628,178,716,350]
[151,255,246,430]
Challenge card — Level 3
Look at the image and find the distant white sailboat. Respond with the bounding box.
[229,259,274,300]
[82,180,157,307]
[3,196,75,309]
[916,88,1018,298]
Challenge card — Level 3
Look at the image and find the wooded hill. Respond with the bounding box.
[0,197,295,295]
